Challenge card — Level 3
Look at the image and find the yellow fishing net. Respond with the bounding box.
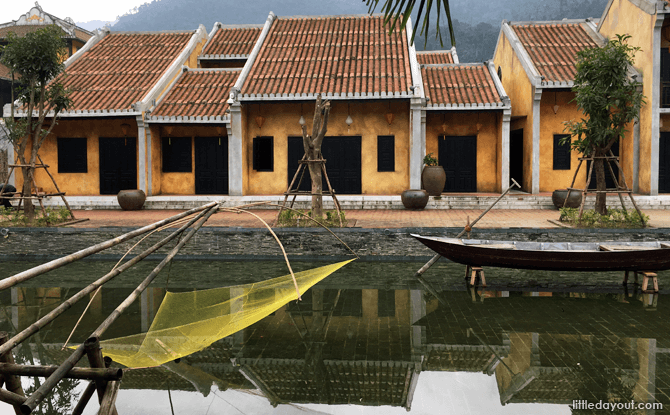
[98,260,354,368]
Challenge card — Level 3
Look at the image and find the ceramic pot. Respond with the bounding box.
[401,189,429,210]
[422,166,446,196]
[552,189,582,209]
[117,189,146,210]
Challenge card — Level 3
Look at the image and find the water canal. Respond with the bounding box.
[0,259,667,414]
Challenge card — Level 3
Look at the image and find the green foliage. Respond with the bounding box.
[276,209,347,228]
[562,34,645,156]
[559,207,648,228]
[366,0,455,47]
[423,153,438,166]
[0,206,71,227]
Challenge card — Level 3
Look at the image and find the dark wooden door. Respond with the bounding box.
[438,135,477,192]
[99,137,137,195]
[587,140,619,190]
[287,136,361,194]
[195,137,228,194]
[660,133,670,193]
[510,129,523,189]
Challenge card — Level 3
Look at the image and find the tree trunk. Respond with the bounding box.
[302,95,330,221]
[308,158,323,220]
[594,151,607,215]
[20,166,35,222]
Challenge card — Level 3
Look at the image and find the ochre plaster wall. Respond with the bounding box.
[244,101,410,195]
[17,117,138,195]
[539,91,588,191]
[493,30,536,192]
[495,332,532,393]
[149,124,228,195]
[599,0,655,193]
[425,111,500,192]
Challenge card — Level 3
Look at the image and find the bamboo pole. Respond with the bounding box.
[85,338,118,415]
[414,178,521,280]
[0,205,214,358]
[0,389,26,407]
[0,363,122,381]
[36,154,75,219]
[72,356,113,415]
[0,333,24,415]
[0,201,218,291]
[98,381,120,415]
[20,204,219,414]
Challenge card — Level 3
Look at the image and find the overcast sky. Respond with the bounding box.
[3,0,145,24]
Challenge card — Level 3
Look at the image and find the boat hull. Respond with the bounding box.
[412,235,670,272]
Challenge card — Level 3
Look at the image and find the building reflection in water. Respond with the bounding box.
[0,282,666,413]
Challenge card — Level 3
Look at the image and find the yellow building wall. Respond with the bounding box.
[148,124,229,195]
[598,0,656,193]
[244,101,410,195]
[17,117,138,195]
[495,332,533,392]
[493,30,536,192]
[425,111,500,192]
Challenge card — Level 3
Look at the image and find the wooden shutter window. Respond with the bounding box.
[162,137,192,173]
[57,137,88,173]
[377,135,395,172]
[253,136,274,172]
[553,134,571,170]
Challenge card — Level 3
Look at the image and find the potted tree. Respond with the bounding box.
[421,153,446,196]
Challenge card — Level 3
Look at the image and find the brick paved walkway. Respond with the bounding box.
[65,208,670,229]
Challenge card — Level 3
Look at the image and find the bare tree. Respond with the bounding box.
[301,95,331,220]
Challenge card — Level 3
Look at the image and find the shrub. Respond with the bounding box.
[559,207,648,228]
[276,209,347,227]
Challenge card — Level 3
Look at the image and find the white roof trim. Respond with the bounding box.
[199,54,250,60]
[63,29,108,69]
[406,16,425,99]
[10,108,141,118]
[230,11,276,102]
[138,24,208,112]
[425,102,507,110]
[451,47,460,64]
[147,115,231,124]
[238,92,412,101]
[487,61,511,109]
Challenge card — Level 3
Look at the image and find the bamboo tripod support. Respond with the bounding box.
[277,155,343,227]
[0,154,75,220]
[564,150,645,226]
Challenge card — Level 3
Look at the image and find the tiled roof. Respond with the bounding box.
[416,50,453,65]
[58,32,194,111]
[0,65,11,81]
[0,24,92,41]
[510,22,599,84]
[151,69,239,118]
[421,64,505,108]
[201,26,262,57]
[241,15,413,98]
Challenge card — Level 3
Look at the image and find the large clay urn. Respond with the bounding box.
[117,189,146,210]
[401,189,429,210]
[422,166,446,196]
[551,189,582,209]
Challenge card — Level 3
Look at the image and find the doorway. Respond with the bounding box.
[195,137,228,194]
[99,137,137,195]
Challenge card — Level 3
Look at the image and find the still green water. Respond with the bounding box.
[0,259,667,414]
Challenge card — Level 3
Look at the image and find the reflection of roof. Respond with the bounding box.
[241,15,413,99]
[421,63,506,108]
[150,69,239,121]
[424,344,509,372]
[238,358,419,409]
[59,32,194,111]
[416,50,454,65]
[201,26,262,58]
[508,21,599,84]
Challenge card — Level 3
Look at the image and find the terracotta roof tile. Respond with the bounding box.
[417,50,453,65]
[58,32,194,111]
[510,22,599,84]
[152,69,239,117]
[242,15,412,97]
[421,64,503,106]
[201,27,261,57]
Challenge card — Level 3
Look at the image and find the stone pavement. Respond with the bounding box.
[64,208,670,229]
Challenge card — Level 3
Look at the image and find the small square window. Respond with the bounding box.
[162,137,192,173]
[377,135,395,172]
[553,134,571,170]
[253,136,274,171]
[57,137,87,173]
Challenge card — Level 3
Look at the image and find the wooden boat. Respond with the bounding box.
[411,234,670,271]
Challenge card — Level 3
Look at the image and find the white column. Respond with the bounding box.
[229,102,244,196]
[146,126,153,196]
[410,100,424,189]
[136,115,147,194]
[532,88,542,194]
[501,107,511,192]
[651,14,664,195]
